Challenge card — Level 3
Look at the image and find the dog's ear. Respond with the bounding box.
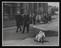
[39,31,43,33]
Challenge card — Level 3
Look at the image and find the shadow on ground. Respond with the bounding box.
[29,27,58,37]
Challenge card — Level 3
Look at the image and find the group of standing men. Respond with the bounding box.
[15,13,31,33]
[15,13,52,33]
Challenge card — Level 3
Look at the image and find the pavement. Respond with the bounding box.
[2,24,59,46]
[2,15,59,46]
[2,37,58,46]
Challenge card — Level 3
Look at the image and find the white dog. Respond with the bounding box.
[34,31,45,42]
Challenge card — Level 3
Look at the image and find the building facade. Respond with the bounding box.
[3,3,48,20]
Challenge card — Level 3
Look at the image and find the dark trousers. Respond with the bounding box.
[23,24,29,33]
[16,23,22,32]
[33,19,36,25]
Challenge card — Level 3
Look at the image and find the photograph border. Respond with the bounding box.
[2,1,59,46]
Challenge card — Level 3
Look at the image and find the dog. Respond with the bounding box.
[34,31,46,43]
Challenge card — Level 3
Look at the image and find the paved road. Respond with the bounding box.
[2,37,58,46]
[2,26,59,46]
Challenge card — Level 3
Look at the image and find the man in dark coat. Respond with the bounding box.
[47,14,51,22]
[22,14,30,33]
[32,14,36,25]
[15,14,23,32]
